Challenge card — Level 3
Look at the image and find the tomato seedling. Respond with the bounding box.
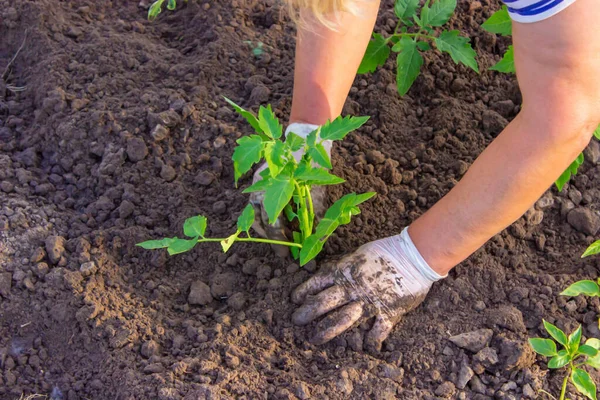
[147,0,179,21]
[530,321,600,400]
[137,99,375,265]
[359,0,478,96]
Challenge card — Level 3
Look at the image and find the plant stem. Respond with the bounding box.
[197,237,302,248]
[559,365,570,400]
[295,181,311,240]
[306,186,315,232]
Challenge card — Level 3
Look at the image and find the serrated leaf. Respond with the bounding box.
[237,204,255,233]
[490,46,515,73]
[242,177,271,193]
[223,97,264,135]
[435,30,479,72]
[221,231,240,253]
[529,338,557,357]
[543,320,568,346]
[594,124,600,140]
[232,135,265,184]
[295,164,345,185]
[548,353,570,369]
[137,237,176,249]
[167,238,198,255]
[308,143,332,169]
[299,234,325,266]
[358,33,391,74]
[420,0,456,27]
[183,215,207,238]
[556,152,584,191]
[263,169,295,224]
[320,116,370,141]
[394,0,419,19]
[482,6,512,35]
[561,280,600,297]
[148,0,165,20]
[572,368,597,400]
[568,325,583,351]
[264,141,287,177]
[393,37,423,96]
[579,345,599,358]
[167,0,176,10]
[258,105,283,139]
[583,240,600,258]
[286,132,305,152]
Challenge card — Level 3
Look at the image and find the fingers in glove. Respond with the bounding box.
[291,266,336,305]
[292,285,354,326]
[364,314,395,353]
[311,301,364,345]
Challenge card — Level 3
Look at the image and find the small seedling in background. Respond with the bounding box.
[148,0,178,21]
[529,321,600,400]
[137,98,375,265]
[244,41,265,58]
[359,0,478,96]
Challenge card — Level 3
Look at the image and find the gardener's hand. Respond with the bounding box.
[250,122,330,256]
[291,228,445,352]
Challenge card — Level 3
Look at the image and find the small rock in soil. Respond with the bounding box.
[160,164,176,182]
[379,363,404,383]
[536,194,554,210]
[140,340,160,358]
[79,261,97,277]
[0,273,12,298]
[210,273,237,298]
[242,258,260,275]
[227,292,246,310]
[449,329,493,352]
[366,150,386,164]
[482,110,508,135]
[30,247,45,263]
[522,383,536,398]
[119,200,135,219]
[456,360,474,389]
[144,363,164,374]
[486,305,525,332]
[126,137,148,162]
[256,264,272,280]
[212,201,227,214]
[435,381,456,398]
[188,281,212,306]
[585,140,600,164]
[295,382,311,399]
[195,171,215,186]
[470,375,487,394]
[567,207,600,235]
[151,124,170,142]
[45,235,66,264]
[473,347,499,369]
[249,85,270,105]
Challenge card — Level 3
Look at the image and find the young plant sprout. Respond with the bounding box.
[529,322,600,400]
[359,0,478,96]
[137,99,375,265]
[147,0,178,21]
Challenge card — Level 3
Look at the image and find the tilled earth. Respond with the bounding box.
[1,0,600,399]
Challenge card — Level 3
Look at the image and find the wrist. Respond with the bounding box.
[399,227,446,282]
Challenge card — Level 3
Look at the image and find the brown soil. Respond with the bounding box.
[1,0,599,399]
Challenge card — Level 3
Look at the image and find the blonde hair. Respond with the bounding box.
[283,0,361,29]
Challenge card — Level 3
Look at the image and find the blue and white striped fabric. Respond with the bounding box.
[502,0,578,23]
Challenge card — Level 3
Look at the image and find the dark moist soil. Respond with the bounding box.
[1,0,600,399]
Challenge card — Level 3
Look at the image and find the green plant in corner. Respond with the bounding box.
[137,98,375,266]
[529,321,600,400]
[148,0,180,21]
[358,0,478,96]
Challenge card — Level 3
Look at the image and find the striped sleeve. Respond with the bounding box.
[502,0,578,23]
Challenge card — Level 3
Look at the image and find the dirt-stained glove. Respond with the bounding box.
[250,122,330,256]
[291,227,445,351]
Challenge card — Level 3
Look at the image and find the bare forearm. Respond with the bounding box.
[290,2,380,125]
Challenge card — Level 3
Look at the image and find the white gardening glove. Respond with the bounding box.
[249,122,331,256]
[291,228,445,351]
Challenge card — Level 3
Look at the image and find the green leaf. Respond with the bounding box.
[587,353,600,369]
[299,235,325,266]
[320,116,370,141]
[167,238,198,255]
[579,345,599,358]
[167,0,176,10]
[295,165,345,185]
[393,37,423,96]
[394,0,419,19]
[350,192,377,207]
[358,33,391,74]
[586,341,600,369]
[435,30,479,73]
[572,368,597,400]
[232,135,265,184]
[583,240,600,258]
[315,218,340,238]
[284,204,297,222]
[258,105,283,140]
[237,204,255,233]
[416,41,431,51]
[594,124,600,140]
[561,280,600,297]
[223,97,263,135]
[221,231,240,253]
[263,169,295,224]
[548,353,570,369]
[183,215,207,238]
[308,143,332,169]
[529,338,558,357]
[242,177,271,193]
[286,132,305,152]
[588,339,600,350]
[264,141,287,177]
[568,325,583,351]
[420,0,456,27]
[556,152,584,191]
[136,237,176,249]
[148,0,165,20]
[490,46,515,73]
[481,6,512,35]
[543,320,568,347]
[291,231,301,259]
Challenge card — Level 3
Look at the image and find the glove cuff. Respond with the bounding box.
[285,122,332,155]
[400,227,446,282]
